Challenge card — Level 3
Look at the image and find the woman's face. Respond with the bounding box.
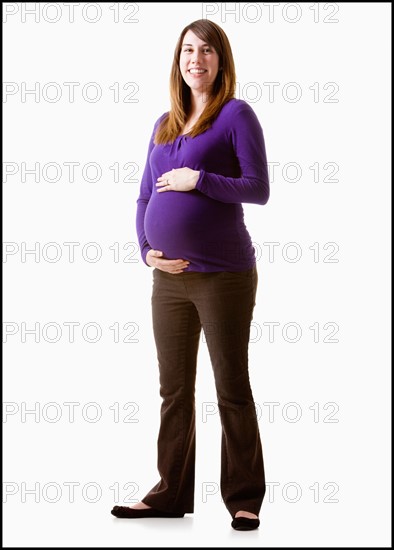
[179,30,220,96]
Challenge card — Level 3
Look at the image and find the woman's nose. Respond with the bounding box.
[192,51,201,64]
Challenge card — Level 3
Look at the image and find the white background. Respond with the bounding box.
[3,2,391,547]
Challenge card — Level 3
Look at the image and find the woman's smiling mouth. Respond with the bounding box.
[188,68,207,75]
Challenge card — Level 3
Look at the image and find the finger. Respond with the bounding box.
[157,260,189,267]
[158,172,172,182]
[158,258,189,265]
[158,264,189,271]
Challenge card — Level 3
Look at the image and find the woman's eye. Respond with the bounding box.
[183,48,212,53]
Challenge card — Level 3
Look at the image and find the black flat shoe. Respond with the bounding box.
[111,506,184,519]
[231,516,260,531]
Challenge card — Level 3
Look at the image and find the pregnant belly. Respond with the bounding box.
[144,190,233,259]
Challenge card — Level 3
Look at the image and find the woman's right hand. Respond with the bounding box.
[146,249,190,274]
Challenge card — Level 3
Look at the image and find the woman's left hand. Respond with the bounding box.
[156,168,200,193]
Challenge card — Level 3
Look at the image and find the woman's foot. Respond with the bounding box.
[235,510,258,519]
[111,501,184,519]
[231,510,260,531]
[128,501,152,510]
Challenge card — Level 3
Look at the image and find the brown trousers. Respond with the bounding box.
[141,265,266,517]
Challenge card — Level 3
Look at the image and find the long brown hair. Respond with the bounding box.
[154,19,236,145]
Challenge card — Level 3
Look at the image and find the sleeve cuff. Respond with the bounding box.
[142,247,152,267]
[195,169,206,193]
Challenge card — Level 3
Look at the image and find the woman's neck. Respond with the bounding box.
[189,89,211,116]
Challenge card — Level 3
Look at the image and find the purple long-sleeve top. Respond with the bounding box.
[136,98,269,272]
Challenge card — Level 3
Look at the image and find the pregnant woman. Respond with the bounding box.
[111,18,270,531]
